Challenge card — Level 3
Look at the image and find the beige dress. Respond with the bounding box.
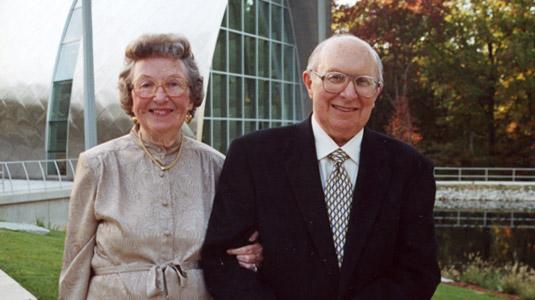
[59,128,224,300]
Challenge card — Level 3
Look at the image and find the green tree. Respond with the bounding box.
[493,0,535,166]
[332,0,449,147]
[423,0,535,166]
[333,0,535,167]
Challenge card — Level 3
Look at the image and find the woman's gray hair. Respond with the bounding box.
[306,33,383,82]
[118,33,204,117]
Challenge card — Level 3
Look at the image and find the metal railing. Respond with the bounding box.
[1,164,4,192]
[434,210,535,229]
[434,167,535,182]
[0,159,78,194]
[1,162,534,194]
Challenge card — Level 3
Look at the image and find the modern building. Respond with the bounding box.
[0,0,331,164]
[0,0,330,227]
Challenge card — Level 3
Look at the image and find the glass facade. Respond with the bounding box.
[46,0,82,174]
[203,0,304,153]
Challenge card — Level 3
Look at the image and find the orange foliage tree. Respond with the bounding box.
[332,0,449,147]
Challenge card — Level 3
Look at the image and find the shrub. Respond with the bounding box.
[501,262,535,295]
[458,253,501,290]
[441,264,461,281]
[501,273,524,295]
[441,253,535,297]
[521,286,535,300]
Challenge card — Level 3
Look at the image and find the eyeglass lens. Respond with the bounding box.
[323,72,378,97]
[133,77,188,98]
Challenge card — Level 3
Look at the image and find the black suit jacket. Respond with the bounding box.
[202,117,440,300]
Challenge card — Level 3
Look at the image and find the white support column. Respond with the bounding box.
[82,0,97,149]
[317,0,327,42]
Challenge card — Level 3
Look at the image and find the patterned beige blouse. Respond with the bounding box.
[59,128,224,300]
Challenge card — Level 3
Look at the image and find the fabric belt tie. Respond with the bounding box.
[93,261,200,299]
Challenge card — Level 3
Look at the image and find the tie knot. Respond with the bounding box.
[328,149,350,164]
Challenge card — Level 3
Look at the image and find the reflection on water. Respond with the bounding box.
[435,211,535,228]
[436,221,535,269]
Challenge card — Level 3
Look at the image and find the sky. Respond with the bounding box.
[334,0,358,6]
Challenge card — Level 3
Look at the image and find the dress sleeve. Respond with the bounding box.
[58,155,99,300]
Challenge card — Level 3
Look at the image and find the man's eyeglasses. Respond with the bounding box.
[309,70,382,97]
[132,76,189,98]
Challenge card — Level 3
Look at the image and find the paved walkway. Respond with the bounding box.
[0,269,37,300]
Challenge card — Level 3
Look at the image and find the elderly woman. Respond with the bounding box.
[59,33,261,299]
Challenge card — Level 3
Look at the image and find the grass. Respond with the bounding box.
[0,228,524,300]
[0,228,65,300]
[432,284,508,300]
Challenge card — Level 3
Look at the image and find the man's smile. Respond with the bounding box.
[332,104,357,112]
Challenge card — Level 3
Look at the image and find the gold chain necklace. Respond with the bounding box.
[136,130,184,171]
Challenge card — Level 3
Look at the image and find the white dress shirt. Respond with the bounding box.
[311,115,363,192]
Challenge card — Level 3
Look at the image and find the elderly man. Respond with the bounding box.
[202,34,440,300]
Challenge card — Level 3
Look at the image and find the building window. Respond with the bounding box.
[46,0,82,175]
[203,0,303,153]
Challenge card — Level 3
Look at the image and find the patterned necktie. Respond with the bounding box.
[324,148,353,268]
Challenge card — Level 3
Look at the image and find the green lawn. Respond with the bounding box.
[0,228,65,300]
[0,228,509,300]
[432,283,508,300]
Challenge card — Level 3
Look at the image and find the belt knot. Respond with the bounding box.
[147,261,200,298]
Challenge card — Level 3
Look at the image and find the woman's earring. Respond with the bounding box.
[132,116,139,125]
[185,109,193,124]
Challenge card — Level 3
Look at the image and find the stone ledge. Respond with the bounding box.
[0,189,71,205]
[0,222,50,235]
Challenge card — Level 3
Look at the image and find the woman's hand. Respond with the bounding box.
[226,231,263,272]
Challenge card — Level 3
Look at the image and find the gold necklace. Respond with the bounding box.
[136,130,184,171]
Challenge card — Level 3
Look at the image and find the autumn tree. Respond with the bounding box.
[332,0,449,147]
[333,0,535,167]
[423,0,535,166]
[494,0,535,167]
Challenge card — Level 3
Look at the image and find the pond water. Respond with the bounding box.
[435,211,535,269]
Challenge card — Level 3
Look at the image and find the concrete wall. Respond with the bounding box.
[0,190,70,231]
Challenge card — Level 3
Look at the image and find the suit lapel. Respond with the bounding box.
[338,128,391,298]
[283,117,341,286]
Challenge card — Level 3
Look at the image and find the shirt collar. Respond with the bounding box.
[311,115,363,164]
[130,126,182,154]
